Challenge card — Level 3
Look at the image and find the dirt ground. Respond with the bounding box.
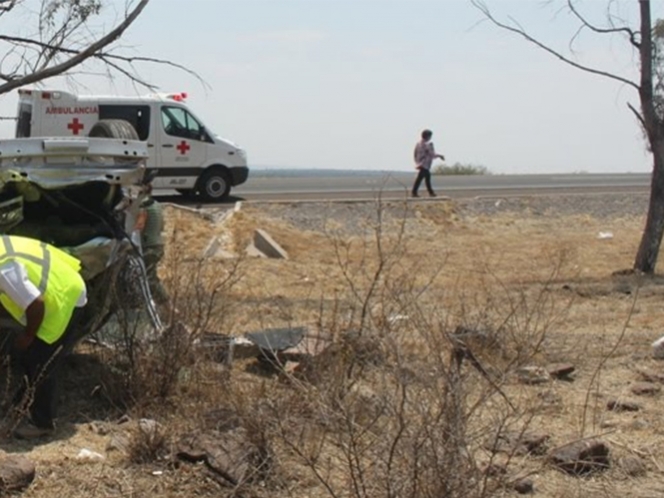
[3,193,664,497]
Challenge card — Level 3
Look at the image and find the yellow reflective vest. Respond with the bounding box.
[0,236,86,344]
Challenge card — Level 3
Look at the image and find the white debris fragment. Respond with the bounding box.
[76,448,105,462]
[652,335,664,359]
[597,231,614,240]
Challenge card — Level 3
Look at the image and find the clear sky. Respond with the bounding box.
[1,0,662,173]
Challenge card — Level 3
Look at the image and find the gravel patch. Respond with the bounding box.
[250,192,649,235]
[455,192,649,220]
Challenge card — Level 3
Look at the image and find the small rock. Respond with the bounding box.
[546,363,575,380]
[537,389,562,405]
[631,382,661,396]
[549,439,610,475]
[76,449,105,462]
[607,399,642,412]
[88,421,110,435]
[483,463,507,476]
[517,366,550,385]
[600,419,618,429]
[486,432,550,456]
[628,419,649,431]
[513,478,534,494]
[177,430,261,486]
[636,369,664,384]
[0,455,36,492]
[620,456,647,477]
[106,433,130,453]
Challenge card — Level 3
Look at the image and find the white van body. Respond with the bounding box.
[15,89,249,201]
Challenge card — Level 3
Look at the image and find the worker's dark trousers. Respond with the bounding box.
[412,168,434,195]
[13,309,83,429]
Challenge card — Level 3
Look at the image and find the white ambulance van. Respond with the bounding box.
[15,89,249,202]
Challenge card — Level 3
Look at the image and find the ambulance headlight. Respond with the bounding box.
[237,148,247,160]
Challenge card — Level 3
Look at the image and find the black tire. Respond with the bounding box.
[197,168,231,202]
[89,119,139,140]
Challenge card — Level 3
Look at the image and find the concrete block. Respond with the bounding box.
[245,242,267,258]
[253,229,289,259]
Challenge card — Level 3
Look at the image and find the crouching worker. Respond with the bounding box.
[0,235,87,439]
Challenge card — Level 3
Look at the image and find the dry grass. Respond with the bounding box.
[2,197,664,497]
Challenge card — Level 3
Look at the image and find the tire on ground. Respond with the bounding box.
[197,167,231,202]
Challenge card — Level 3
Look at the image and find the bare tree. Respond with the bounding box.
[0,0,198,95]
[473,0,664,274]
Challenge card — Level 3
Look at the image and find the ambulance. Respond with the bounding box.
[15,88,249,202]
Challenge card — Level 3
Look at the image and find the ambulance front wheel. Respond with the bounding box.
[197,168,231,202]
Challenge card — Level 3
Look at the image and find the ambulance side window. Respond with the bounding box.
[99,105,151,140]
[16,104,32,138]
[161,106,210,142]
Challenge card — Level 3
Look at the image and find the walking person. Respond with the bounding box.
[412,129,445,197]
[0,235,87,439]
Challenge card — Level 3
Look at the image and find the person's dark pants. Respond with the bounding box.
[412,168,434,196]
[13,309,82,429]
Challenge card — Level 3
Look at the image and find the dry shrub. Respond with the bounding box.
[127,418,170,464]
[77,199,580,497]
[198,198,570,498]
[92,225,244,410]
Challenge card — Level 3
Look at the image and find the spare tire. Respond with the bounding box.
[89,119,139,140]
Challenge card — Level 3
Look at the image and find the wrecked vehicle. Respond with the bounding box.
[0,136,161,349]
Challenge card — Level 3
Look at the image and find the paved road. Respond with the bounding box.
[154,172,651,205]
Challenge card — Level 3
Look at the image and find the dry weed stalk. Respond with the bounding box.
[91,225,244,409]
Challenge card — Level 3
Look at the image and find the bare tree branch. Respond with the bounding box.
[471,0,640,92]
[567,0,640,48]
[628,101,647,128]
[0,0,149,95]
[0,33,208,91]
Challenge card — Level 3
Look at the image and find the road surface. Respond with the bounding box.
[154,172,651,205]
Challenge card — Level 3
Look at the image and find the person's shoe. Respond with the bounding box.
[428,192,437,198]
[13,422,54,440]
[411,192,419,198]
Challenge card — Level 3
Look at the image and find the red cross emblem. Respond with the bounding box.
[176,140,190,155]
[67,117,84,135]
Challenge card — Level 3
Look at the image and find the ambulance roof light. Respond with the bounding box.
[167,92,188,102]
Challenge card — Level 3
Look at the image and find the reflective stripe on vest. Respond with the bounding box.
[0,236,51,293]
[0,236,85,344]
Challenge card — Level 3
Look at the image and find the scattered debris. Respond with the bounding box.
[636,368,664,384]
[245,326,307,363]
[548,440,610,475]
[619,456,647,477]
[245,242,268,258]
[253,229,289,259]
[202,236,234,259]
[517,366,551,385]
[162,203,216,221]
[76,449,105,462]
[651,335,664,359]
[606,398,642,412]
[512,477,534,494]
[0,455,35,492]
[483,462,507,477]
[546,363,575,380]
[597,231,614,240]
[630,382,661,396]
[486,431,550,456]
[177,430,262,487]
[106,433,130,453]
